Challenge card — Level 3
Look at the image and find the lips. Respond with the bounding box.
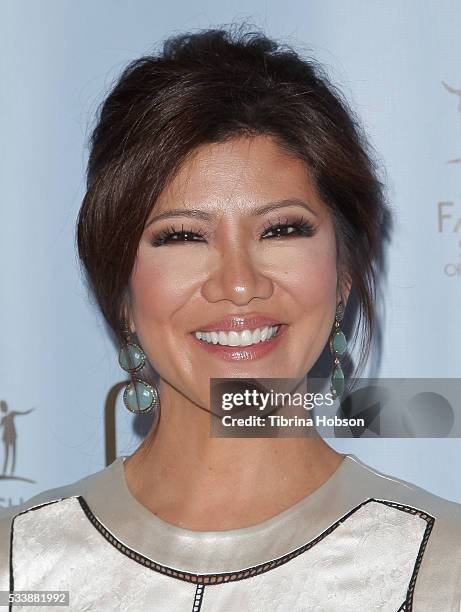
[193,314,282,333]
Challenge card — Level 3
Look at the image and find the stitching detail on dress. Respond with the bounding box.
[372,498,435,612]
[76,495,434,588]
[403,507,433,611]
[192,584,205,611]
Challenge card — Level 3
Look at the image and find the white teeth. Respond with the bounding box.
[194,325,280,347]
[240,330,253,346]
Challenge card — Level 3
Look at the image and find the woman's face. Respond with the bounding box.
[128,135,349,408]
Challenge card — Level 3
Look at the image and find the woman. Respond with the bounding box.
[1,25,460,611]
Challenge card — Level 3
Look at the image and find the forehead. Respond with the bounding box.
[152,135,325,216]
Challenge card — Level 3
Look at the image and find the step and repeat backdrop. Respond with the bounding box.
[1,0,460,509]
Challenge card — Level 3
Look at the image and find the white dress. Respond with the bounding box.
[0,453,460,611]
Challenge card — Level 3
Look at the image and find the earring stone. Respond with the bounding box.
[119,342,146,373]
[329,301,347,400]
[123,379,158,414]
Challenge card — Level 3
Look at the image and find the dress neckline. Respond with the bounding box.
[84,452,365,574]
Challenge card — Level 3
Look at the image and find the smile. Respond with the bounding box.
[194,325,281,347]
[190,324,287,361]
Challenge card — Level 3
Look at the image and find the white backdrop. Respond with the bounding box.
[1,0,460,509]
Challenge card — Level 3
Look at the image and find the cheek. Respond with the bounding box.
[297,250,337,306]
[129,250,195,326]
[265,236,338,308]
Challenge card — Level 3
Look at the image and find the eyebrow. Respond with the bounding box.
[145,198,319,227]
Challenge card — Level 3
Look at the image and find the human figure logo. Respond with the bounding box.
[0,400,35,483]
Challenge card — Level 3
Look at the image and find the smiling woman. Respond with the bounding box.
[1,23,461,612]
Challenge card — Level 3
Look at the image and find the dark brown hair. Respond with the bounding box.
[76,23,392,382]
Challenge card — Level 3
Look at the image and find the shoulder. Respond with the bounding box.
[0,461,115,589]
[346,453,461,523]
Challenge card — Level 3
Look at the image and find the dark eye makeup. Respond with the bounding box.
[149,215,316,247]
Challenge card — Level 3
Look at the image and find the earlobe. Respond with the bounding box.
[120,294,136,334]
[337,276,352,307]
[122,315,135,335]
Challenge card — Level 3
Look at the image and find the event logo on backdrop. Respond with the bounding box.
[0,401,35,483]
[439,81,461,277]
[0,400,35,508]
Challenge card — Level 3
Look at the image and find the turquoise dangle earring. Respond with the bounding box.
[329,301,347,400]
[119,321,158,414]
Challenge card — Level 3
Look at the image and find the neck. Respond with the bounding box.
[124,379,345,531]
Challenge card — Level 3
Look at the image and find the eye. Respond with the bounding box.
[261,216,316,239]
[150,215,316,247]
[150,224,207,247]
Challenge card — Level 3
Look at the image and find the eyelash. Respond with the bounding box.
[150,216,316,247]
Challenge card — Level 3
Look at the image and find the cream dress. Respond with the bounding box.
[0,453,460,611]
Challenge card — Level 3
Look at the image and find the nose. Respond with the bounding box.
[201,243,274,306]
